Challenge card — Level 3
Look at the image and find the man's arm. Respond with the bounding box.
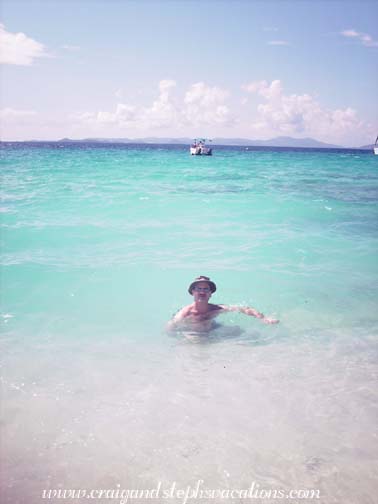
[166,306,189,331]
[218,304,279,324]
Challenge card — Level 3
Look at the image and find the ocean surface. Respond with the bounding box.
[1,142,378,503]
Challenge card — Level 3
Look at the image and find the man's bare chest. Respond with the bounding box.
[187,309,219,321]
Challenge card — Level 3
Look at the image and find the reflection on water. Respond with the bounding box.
[172,323,245,344]
[171,323,284,348]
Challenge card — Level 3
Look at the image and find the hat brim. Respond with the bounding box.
[188,280,216,295]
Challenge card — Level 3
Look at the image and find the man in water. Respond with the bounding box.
[167,275,279,333]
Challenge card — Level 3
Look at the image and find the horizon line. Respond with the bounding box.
[1,137,373,150]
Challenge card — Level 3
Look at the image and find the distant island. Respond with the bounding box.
[3,136,373,150]
[56,136,343,149]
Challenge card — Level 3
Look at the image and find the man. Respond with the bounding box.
[167,275,279,333]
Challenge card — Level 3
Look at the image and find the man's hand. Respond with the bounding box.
[242,307,262,318]
[262,317,279,324]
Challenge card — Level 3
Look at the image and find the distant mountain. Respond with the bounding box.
[57,137,191,144]
[58,137,132,143]
[212,136,342,148]
[359,144,375,150]
[135,137,191,144]
[55,136,344,149]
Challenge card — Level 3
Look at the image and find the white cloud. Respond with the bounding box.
[242,80,365,142]
[141,80,178,128]
[341,29,359,38]
[159,79,176,94]
[73,80,233,131]
[242,81,265,94]
[69,79,371,145]
[0,107,36,119]
[268,40,289,46]
[0,24,49,65]
[72,80,177,130]
[243,80,283,100]
[340,29,378,47]
[116,104,138,124]
[61,45,80,51]
[72,104,138,127]
[183,82,232,126]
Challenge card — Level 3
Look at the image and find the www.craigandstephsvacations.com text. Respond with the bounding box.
[42,480,321,502]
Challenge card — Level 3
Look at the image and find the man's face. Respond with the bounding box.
[192,282,212,302]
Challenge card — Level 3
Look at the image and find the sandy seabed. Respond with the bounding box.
[1,325,378,504]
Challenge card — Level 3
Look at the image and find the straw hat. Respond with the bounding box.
[188,275,217,295]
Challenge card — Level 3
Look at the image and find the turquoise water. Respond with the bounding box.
[1,143,378,503]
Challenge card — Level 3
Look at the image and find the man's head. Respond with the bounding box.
[188,276,217,302]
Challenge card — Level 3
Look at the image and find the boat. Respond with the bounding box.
[374,136,378,155]
[190,139,212,156]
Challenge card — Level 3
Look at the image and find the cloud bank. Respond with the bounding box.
[242,80,365,142]
[0,108,36,119]
[73,80,233,131]
[2,78,372,146]
[0,24,48,65]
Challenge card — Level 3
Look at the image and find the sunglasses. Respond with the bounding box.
[193,287,211,293]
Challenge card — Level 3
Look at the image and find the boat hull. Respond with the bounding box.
[190,147,212,156]
[374,147,378,155]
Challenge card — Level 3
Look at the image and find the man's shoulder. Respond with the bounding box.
[179,304,193,315]
[170,304,192,322]
[209,303,225,311]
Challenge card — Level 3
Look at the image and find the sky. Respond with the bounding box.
[0,0,377,146]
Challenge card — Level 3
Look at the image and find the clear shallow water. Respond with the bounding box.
[1,143,378,503]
